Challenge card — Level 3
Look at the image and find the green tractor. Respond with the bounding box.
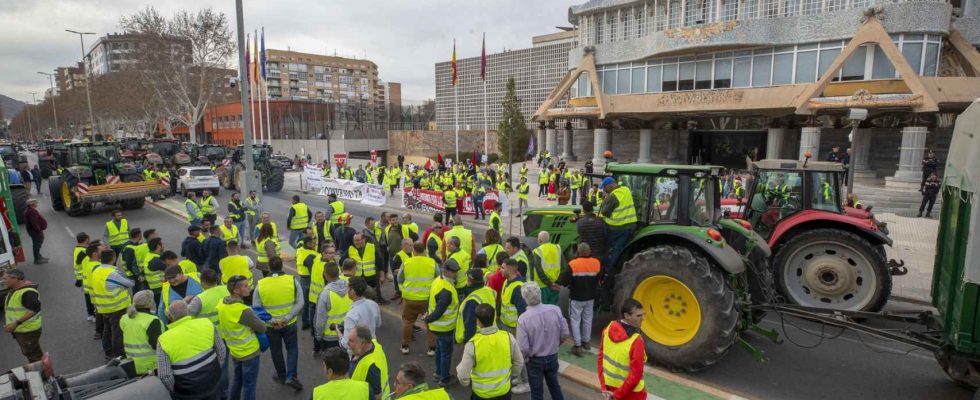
[215,144,284,193]
[187,143,231,166]
[523,163,775,371]
[48,142,170,216]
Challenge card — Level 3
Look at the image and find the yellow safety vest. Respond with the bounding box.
[257,274,298,326]
[197,285,230,325]
[350,340,390,400]
[142,253,163,290]
[91,265,131,314]
[4,287,41,333]
[106,219,129,246]
[518,183,529,200]
[295,246,316,277]
[309,256,330,302]
[447,251,471,289]
[82,259,99,294]
[455,286,497,343]
[217,301,260,359]
[605,186,638,227]
[482,244,505,269]
[72,246,85,281]
[219,224,239,243]
[119,311,160,374]
[348,244,377,277]
[289,203,310,230]
[401,256,436,301]
[256,237,281,263]
[600,327,646,392]
[219,255,252,284]
[243,197,259,216]
[157,316,218,378]
[201,195,217,215]
[426,277,459,333]
[444,226,473,257]
[400,388,451,400]
[500,279,524,328]
[185,199,203,222]
[178,259,199,280]
[428,234,444,261]
[312,379,369,400]
[329,201,345,224]
[511,250,529,270]
[531,243,561,288]
[323,288,352,337]
[162,274,201,313]
[469,329,512,398]
[443,190,457,208]
[256,222,278,239]
[488,212,501,232]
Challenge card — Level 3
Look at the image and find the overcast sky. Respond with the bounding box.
[0,0,574,105]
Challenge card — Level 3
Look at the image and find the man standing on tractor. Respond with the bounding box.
[103,209,129,259]
[599,299,647,400]
[201,189,219,226]
[599,177,637,276]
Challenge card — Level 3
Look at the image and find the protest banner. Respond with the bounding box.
[402,188,510,216]
[303,164,325,191]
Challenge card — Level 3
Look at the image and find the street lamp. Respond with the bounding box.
[37,72,59,135]
[66,29,97,139]
[28,92,41,140]
[234,0,257,196]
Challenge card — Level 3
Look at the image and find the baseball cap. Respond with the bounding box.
[444,261,461,272]
[601,177,616,189]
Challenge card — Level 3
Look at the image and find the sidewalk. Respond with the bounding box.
[876,212,938,304]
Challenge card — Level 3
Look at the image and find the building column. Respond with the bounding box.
[561,122,576,161]
[799,126,822,161]
[851,128,876,179]
[637,128,653,163]
[593,125,610,168]
[536,122,546,157]
[766,128,786,159]
[666,130,680,163]
[545,122,558,158]
[889,126,929,183]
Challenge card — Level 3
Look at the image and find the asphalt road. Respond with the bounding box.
[0,187,599,400]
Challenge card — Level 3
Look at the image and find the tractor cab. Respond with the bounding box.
[65,143,127,185]
[146,139,191,166]
[188,144,230,166]
[742,159,845,239]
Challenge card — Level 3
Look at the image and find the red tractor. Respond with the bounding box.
[724,158,904,313]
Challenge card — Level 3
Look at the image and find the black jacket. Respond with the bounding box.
[181,237,205,266]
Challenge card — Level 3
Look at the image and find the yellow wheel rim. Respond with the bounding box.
[61,182,72,209]
[633,275,702,347]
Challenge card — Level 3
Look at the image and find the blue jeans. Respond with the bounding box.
[267,323,299,380]
[604,227,635,274]
[570,189,578,205]
[219,347,229,399]
[434,332,454,383]
[288,230,305,249]
[527,354,564,400]
[299,277,312,328]
[230,356,260,400]
[234,221,247,244]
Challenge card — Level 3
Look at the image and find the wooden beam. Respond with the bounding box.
[948,29,980,77]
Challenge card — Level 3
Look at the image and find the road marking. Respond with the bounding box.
[65,226,75,238]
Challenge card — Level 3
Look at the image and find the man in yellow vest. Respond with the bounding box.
[499,258,527,332]
[599,299,647,400]
[397,241,437,356]
[218,275,267,400]
[313,211,332,252]
[220,216,240,244]
[74,232,97,322]
[488,203,502,234]
[313,261,349,355]
[157,300,224,398]
[296,236,318,331]
[326,193,345,224]
[537,168,548,198]
[103,209,129,258]
[228,192,247,245]
[445,237,472,296]
[192,269,229,326]
[348,324,390,400]
[457,304,525,399]
[287,195,312,248]
[2,269,44,362]
[455,268,497,344]
[219,241,254,285]
[91,249,135,359]
[119,289,162,375]
[121,228,145,284]
[504,237,530,277]
[444,215,474,258]
[157,264,203,324]
[313,347,369,400]
[443,187,458,220]
[143,238,166,305]
[518,177,530,210]
[348,233,382,303]
[530,231,562,305]
[201,189,219,225]
[185,191,203,226]
[243,190,262,244]
[423,261,459,387]
[253,256,305,391]
[392,362,450,399]
[599,177,637,274]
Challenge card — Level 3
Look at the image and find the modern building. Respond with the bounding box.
[262,49,390,109]
[55,62,86,94]
[533,0,980,189]
[383,82,402,122]
[434,29,577,131]
[85,33,191,77]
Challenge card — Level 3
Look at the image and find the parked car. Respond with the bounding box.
[177,166,221,197]
[271,155,294,171]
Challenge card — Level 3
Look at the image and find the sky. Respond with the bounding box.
[0,0,574,107]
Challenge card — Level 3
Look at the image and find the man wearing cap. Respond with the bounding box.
[599,177,637,278]
[423,260,459,387]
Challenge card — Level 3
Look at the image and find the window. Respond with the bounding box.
[818,47,841,80]
[752,54,772,86]
[635,7,644,37]
[840,46,866,81]
[596,15,604,44]
[651,177,680,223]
[871,45,896,79]
[810,171,842,213]
[617,68,631,93]
[924,42,940,76]
[733,57,751,87]
[795,50,817,83]
[631,67,645,93]
[688,177,716,226]
[772,53,793,85]
[679,61,695,90]
[663,63,679,91]
[622,8,631,41]
[647,65,663,92]
[902,42,923,75]
[602,70,617,93]
[612,173,652,224]
[714,58,732,88]
[695,61,712,89]
[608,13,616,43]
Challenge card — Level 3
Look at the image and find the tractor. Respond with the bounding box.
[117,138,151,162]
[729,159,901,313]
[523,163,777,371]
[187,143,231,166]
[144,139,191,167]
[48,142,170,216]
[37,139,70,179]
[215,144,284,192]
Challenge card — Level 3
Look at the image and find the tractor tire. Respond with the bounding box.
[120,174,145,210]
[613,246,738,372]
[937,349,980,390]
[61,175,88,217]
[266,167,284,192]
[49,177,64,211]
[746,246,779,323]
[10,186,29,225]
[773,228,891,313]
[221,166,237,190]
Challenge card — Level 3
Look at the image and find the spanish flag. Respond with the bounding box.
[451,39,457,86]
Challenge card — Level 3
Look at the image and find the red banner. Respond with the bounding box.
[333,153,348,168]
[402,188,508,216]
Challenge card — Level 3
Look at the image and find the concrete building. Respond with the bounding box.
[434,29,577,132]
[263,49,391,109]
[383,82,402,123]
[55,62,86,95]
[85,33,191,77]
[532,0,980,190]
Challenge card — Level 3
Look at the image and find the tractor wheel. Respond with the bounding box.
[49,177,64,211]
[61,175,88,217]
[120,174,145,210]
[10,186,29,225]
[613,246,738,372]
[774,228,891,312]
[937,348,980,390]
[746,246,779,322]
[222,167,237,190]
[266,167,284,192]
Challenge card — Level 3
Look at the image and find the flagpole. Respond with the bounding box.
[482,33,488,160]
[263,78,271,145]
[250,77,258,144]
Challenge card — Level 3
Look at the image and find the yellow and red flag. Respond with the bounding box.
[253,29,260,83]
[451,39,457,86]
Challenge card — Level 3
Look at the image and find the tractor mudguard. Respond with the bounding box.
[768,209,892,248]
[628,228,746,275]
[717,218,772,258]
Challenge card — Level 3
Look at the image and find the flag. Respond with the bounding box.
[471,150,477,167]
[260,27,267,80]
[424,159,432,170]
[527,133,536,156]
[245,33,251,84]
[253,29,260,83]
[451,39,457,86]
[480,33,486,81]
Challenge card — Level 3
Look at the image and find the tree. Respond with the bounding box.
[120,6,236,143]
[496,77,529,163]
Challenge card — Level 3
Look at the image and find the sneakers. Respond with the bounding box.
[426,348,436,357]
[512,383,531,394]
[33,258,49,265]
[581,342,591,351]
[285,378,304,391]
[401,346,410,355]
[272,375,285,385]
[86,315,95,323]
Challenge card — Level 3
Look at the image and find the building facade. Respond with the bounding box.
[263,49,393,109]
[85,33,191,77]
[434,30,577,132]
[533,0,980,188]
[55,62,86,95]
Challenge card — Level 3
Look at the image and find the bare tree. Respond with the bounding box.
[120,6,235,143]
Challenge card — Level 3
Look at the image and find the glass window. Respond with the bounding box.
[689,177,715,226]
[631,67,645,93]
[651,177,680,223]
[772,53,793,85]
[840,46,867,81]
[733,57,751,87]
[811,171,842,213]
[577,73,592,96]
[818,48,841,80]
[924,43,939,76]
[696,61,712,89]
[647,66,663,92]
[752,55,772,87]
[663,64,679,91]
[714,58,732,88]
[679,62,695,90]
[795,51,817,83]
[603,70,617,94]
[902,42,923,75]
[871,45,896,79]
[615,174,653,224]
[617,69,631,93]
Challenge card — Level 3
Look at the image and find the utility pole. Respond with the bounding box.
[37,72,59,136]
[66,29,97,139]
[29,92,41,139]
[235,0,257,195]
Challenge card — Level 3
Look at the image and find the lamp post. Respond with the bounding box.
[846,108,867,197]
[28,92,41,140]
[234,0,256,196]
[37,72,59,136]
[66,29,97,139]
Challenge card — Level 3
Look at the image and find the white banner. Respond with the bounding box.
[317,178,386,206]
[362,184,387,206]
[304,165,326,191]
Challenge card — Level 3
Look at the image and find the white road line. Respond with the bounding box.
[65,226,75,238]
